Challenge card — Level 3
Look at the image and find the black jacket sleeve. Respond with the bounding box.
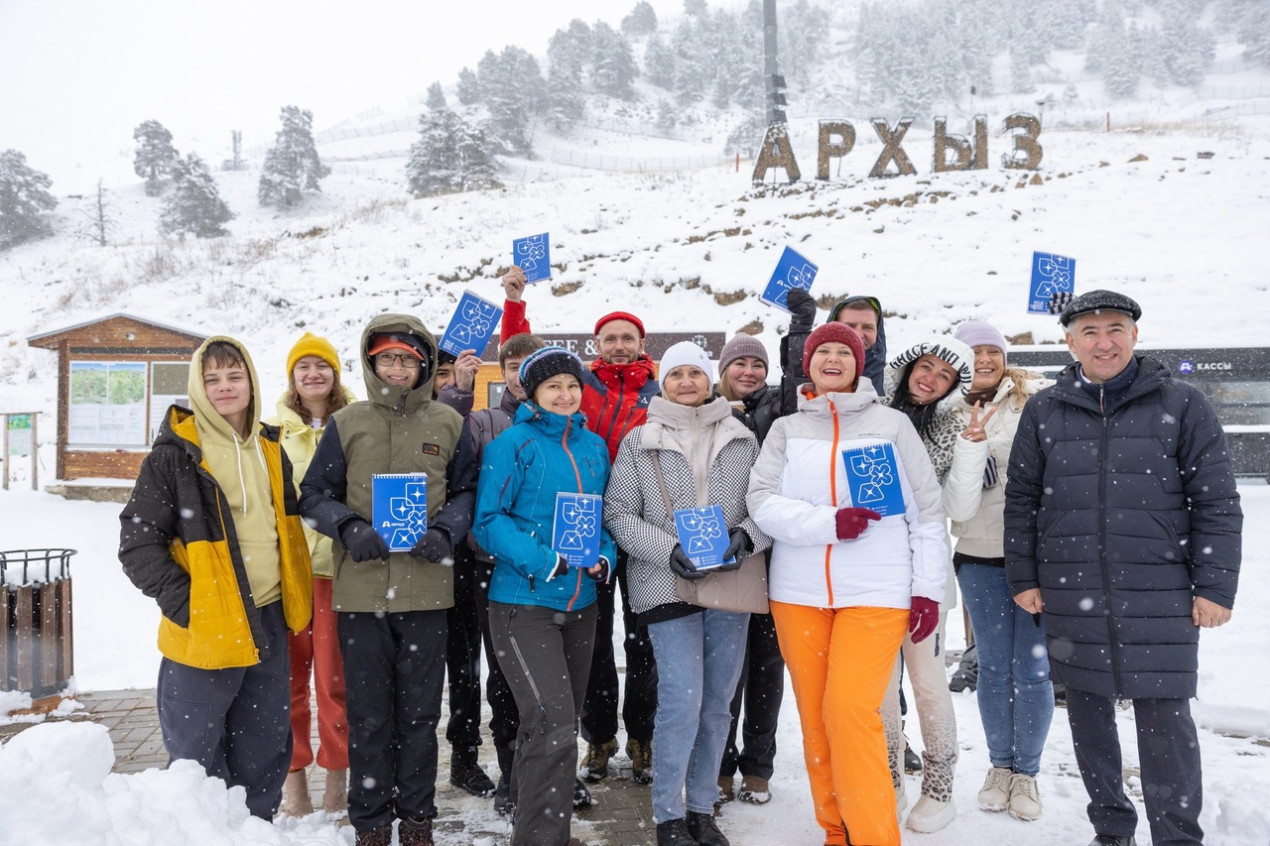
[1003,396,1045,596]
[429,423,480,547]
[778,288,817,414]
[118,447,193,627]
[299,419,361,539]
[1177,386,1243,607]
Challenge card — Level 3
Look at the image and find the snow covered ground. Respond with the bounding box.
[1,483,1268,845]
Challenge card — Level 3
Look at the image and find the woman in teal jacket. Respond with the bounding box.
[473,346,614,846]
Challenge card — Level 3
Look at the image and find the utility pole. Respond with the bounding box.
[764,0,786,125]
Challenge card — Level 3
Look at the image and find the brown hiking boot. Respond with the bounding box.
[581,738,619,781]
[627,738,652,784]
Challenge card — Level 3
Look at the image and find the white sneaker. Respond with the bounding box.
[978,766,1012,812]
[1007,772,1042,821]
[896,780,908,819]
[906,795,957,833]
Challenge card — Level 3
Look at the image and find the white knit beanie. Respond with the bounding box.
[658,341,714,389]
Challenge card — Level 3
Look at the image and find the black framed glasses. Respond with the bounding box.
[374,353,421,369]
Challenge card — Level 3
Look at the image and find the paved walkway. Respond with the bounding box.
[4,688,660,845]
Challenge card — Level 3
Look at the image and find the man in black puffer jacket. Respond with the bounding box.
[1004,290,1241,846]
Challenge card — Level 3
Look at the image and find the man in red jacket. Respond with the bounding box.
[500,278,660,785]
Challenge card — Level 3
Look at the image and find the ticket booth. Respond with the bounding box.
[473,331,728,411]
[1008,345,1270,478]
[27,314,206,481]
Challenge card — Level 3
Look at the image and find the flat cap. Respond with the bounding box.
[1059,289,1142,327]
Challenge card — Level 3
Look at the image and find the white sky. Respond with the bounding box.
[0,0,688,193]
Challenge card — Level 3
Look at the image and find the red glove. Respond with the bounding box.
[909,596,940,643]
[835,507,881,540]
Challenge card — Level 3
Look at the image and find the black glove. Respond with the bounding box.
[716,529,749,572]
[545,553,570,582]
[669,544,706,580]
[409,528,452,563]
[340,518,390,563]
[587,555,611,582]
[786,288,817,333]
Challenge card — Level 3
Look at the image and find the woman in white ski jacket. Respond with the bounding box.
[748,323,947,846]
[941,321,1053,822]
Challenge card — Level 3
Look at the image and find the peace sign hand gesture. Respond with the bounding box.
[961,401,997,442]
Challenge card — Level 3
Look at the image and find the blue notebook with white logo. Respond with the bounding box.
[371,473,428,552]
[439,290,503,358]
[673,505,735,570]
[760,245,818,313]
[1028,251,1075,314]
[513,233,551,283]
[841,443,906,517]
[552,492,602,569]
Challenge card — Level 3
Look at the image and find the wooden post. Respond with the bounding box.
[30,412,38,491]
[2,412,8,491]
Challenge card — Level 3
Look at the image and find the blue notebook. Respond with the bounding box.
[513,233,551,283]
[552,492,602,569]
[841,443,906,517]
[371,473,428,552]
[1028,251,1076,315]
[439,291,503,358]
[760,245,818,313]
[673,505,735,571]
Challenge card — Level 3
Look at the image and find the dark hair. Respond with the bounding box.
[499,333,545,368]
[202,340,247,372]
[285,369,349,426]
[888,359,944,440]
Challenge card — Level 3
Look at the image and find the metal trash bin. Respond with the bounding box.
[1,548,76,698]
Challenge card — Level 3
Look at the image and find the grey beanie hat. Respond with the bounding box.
[718,334,770,372]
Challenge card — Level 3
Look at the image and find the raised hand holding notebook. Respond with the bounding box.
[439,291,503,358]
[371,473,428,552]
[513,233,551,283]
[673,505,735,571]
[1028,251,1075,315]
[841,443,906,517]
[552,492,602,569]
[760,245,818,313]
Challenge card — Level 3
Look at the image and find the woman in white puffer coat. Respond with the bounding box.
[941,321,1054,824]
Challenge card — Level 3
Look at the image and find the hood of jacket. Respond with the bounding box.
[189,335,263,448]
[359,313,439,415]
[797,374,883,416]
[513,398,591,438]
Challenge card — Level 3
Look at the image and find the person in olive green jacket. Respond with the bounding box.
[120,336,313,821]
[299,314,477,846]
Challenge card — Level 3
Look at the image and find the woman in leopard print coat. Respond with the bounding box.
[880,336,975,833]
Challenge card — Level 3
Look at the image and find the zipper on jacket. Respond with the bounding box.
[560,416,585,612]
[1097,409,1124,693]
[824,397,841,606]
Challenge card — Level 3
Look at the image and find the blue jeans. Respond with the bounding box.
[957,563,1053,776]
[647,609,749,824]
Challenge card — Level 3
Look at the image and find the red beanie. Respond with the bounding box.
[594,311,646,338]
[803,323,866,383]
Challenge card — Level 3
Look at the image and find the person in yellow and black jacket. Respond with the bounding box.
[119,336,313,821]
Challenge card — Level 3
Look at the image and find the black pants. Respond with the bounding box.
[490,601,597,846]
[1067,687,1204,844]
[157,601,291,820]
[445,545,516,758]
[580,547,658,745]
[719,609,785,781]
[339,609,447,833]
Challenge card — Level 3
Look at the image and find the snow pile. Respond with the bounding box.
[0,722,350,845]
